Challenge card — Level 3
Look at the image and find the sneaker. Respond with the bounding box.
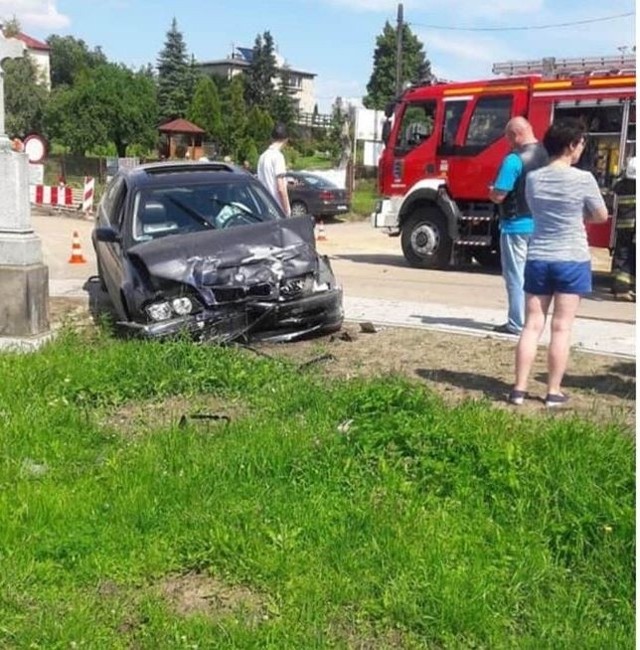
[545,393,569,408]
[493,323,520,335]
[507,389,527,406]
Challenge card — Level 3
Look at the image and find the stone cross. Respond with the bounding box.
[0,30,26,150]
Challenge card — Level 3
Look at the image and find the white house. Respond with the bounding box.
[16,31,51,90]
[196,46,317,115]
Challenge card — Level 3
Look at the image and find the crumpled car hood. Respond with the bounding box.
[126,215,318,289]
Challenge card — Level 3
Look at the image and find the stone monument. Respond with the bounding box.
[0,30,50,348]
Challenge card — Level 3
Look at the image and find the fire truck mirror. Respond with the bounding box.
[384,101,395,118]
[382,120,391,144]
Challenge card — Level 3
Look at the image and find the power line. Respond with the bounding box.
[409,11,634,32]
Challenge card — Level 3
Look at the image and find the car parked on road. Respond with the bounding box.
[284,171,350,219]
[92,161,343,342]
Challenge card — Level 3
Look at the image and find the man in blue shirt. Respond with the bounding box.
[489,117,549,334]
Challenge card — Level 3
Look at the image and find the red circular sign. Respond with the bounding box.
[23,134,47,163]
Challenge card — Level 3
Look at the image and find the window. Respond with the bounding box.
[101,176,126,228]
[395,101,437,154]
[465,96,513,148]
[441,100,468,146]
[130,180,281,242]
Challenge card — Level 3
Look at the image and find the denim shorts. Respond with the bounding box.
[524,260,592,295]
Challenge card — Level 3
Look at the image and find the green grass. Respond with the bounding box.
[291,153,335,171]
[0,329,634,648]
[351,179,377,218]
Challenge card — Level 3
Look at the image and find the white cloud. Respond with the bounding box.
[0,0,70,31]
[418,29,515,82]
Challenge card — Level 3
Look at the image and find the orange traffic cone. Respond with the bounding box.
[68,230,87,264]
[315,219,327,242]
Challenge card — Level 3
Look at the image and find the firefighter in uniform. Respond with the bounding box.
[611,157,636,301]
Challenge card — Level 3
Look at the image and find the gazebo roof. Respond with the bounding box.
[158,118,205,134]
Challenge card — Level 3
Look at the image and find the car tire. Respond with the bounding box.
[291,201,308,217]
[401,209,452,269]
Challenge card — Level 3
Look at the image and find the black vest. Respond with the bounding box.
[499,142,549,219]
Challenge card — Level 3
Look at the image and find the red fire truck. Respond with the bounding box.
[371,55,636,269]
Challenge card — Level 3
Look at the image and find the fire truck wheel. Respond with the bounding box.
[401,211,452,268]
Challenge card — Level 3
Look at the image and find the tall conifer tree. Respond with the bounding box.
[156,18,191,122]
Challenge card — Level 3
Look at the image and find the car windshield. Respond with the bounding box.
[131,179,283,242]
[299,174,337,189]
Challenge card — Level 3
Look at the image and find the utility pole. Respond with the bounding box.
[395,3,404,98]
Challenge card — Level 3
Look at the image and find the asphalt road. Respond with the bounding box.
[32,209,636,357]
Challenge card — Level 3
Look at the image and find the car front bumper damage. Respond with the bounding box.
[117,287,343,343]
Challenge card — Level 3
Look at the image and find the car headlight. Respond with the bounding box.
[280,275,313,299]
[171,297,193,315]
[146,301,173,322]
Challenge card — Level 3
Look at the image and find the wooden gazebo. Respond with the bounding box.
[158,118,205,160]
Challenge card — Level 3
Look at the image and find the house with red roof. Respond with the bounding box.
[158,118,206,160]
[16,31,51,89]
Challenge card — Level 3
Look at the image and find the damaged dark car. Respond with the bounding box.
[92,161,343,342]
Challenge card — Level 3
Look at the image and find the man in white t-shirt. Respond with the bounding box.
[257,123,291,216]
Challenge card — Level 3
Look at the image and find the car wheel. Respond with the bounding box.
[401,209,452,269]
[291,201,308,217]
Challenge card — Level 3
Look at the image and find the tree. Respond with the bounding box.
[271,78,297,131]
[45,63,157,156]
[187,75,223,142]
[2,17,20,37]
[46,34,107,88]
[2,19,47,136]
[245,31,277,111]
[4,55,48,137]
[246,105,273,153]
[156,17,191,122]
[363,21,431,109]
[220,75,248,159]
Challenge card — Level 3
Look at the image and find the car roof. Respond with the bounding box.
[118,161,253,189]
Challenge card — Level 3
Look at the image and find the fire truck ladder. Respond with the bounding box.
[492,54,636,78]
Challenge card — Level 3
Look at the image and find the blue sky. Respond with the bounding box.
[2,0,636,112]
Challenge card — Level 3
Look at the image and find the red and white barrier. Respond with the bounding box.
[30,184,75,207]
[29,177,95,214]
[82,176,95,213]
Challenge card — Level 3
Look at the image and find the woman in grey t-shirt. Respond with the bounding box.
[508,119,608,408]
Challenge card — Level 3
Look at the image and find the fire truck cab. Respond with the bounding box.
[371,55,636,269]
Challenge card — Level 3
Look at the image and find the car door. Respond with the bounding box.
[96,176,129,317]
[446,90,529,201]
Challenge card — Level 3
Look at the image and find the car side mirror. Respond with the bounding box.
[95,226,121,243]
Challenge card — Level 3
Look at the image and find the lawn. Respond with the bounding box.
[0,329,634,648]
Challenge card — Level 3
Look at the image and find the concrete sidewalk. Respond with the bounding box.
[344,296,636,359]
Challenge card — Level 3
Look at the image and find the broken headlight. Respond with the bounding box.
[145,296,198,321]
[146,301,173,322]
[171,297,194,316]
[280,274,314,300]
